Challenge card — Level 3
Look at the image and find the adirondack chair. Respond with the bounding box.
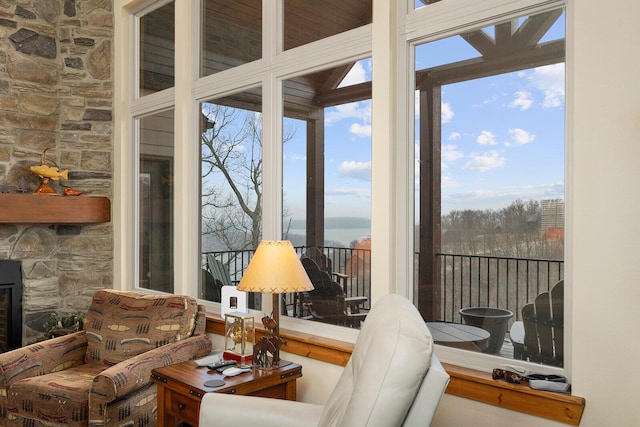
[207,254,233,286]
[510,280,564,367]
[204,255,233,303]
[302,247,349,291]
[201,268,221,301]
[300,257,368,328]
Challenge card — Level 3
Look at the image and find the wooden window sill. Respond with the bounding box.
[206,315,585,426]
[442,363,585,426]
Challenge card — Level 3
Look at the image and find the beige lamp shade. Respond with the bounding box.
[237,241,314,294]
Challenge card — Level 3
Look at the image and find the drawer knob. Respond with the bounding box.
[178,404,184,411]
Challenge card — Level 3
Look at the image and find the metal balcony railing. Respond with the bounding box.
[202,246,372,312]
[437,253,564,324]
[202,247,563,325]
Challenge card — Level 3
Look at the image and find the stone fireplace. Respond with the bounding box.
[0,260,22,352]
[0,1,114,345]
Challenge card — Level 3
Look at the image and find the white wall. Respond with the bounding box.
[568,0,640,425]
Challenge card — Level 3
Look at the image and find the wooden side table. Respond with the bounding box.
[151,359,302,427]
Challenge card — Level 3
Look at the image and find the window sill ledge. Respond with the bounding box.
[442,363,585,426]
[205,315,585,426]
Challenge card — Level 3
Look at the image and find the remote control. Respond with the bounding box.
[207,360,237,370]
[194,354,221,367]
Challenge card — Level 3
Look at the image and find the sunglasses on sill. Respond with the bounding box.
[492,368,567,385]
[492,368,524,384]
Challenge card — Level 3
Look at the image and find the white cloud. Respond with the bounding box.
[448,132,461,141]
[338,160,372,181]
[531,63,565,108]
[326,187,371,198]
[442,144,464,163]
[325,101,371,124]
[509,128,536,145]
[463,150,506,171]
[349,123,371,138]
[477,130,498,145]
[510,90,533,110]
[474,95,500,108]
[442,102,454,123]
[442,175,459,188]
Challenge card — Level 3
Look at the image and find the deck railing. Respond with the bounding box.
[202,247,563,324]
[202,246,372,311]
[437,253,564,324]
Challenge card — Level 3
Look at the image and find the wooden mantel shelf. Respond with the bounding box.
[0,194,111,224]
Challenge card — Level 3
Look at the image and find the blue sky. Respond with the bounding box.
[283,13,565,223]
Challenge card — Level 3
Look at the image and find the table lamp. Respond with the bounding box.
[237,240,314,367]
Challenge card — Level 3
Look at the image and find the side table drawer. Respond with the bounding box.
[166,390,200,426]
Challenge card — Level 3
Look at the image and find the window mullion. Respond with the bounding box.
[173,0,199,296]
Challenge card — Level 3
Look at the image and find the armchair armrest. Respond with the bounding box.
[90,333,211,403]
[0,331,87,386]
[199,392,323,427]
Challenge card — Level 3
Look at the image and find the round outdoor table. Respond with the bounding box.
[426,322,490,352]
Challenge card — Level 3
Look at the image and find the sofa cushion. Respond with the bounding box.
[9,364,105,427]
[84,290,198,365]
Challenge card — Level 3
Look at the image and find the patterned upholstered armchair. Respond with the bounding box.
[0,289,212,427]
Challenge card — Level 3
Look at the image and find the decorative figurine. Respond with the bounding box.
[63,187,82,196]
[253,314,286,369]
[29,148,69,195]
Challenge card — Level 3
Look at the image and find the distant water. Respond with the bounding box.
[285,228,371,248]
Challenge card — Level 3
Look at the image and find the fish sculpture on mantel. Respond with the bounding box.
[29,148,69,195]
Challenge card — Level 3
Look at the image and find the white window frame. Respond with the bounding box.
[397,0,570,374]
[113,0,571,369]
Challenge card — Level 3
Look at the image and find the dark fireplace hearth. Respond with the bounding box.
[0,260,23,352]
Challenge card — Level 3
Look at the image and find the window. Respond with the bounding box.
[200,88,263,307]
[138,110,175,293]
[194,0,371,333]
[282,59,373,326]
[283,0,371,50]
[118,0,568,363]
[200,0,262,77]
[138,1,174,96]
[411,6,566,366]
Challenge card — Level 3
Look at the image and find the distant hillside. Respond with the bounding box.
[288,217,371,229]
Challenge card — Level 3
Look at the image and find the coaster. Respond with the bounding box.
[204,379,226,388]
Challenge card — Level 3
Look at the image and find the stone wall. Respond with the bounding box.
[0,0,113,344]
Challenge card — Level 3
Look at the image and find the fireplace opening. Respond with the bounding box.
[0,260,23,352]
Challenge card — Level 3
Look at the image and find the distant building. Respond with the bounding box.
[541,199,565,234]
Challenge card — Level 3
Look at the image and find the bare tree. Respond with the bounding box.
[441,199,563,260]
[200,103,295,252]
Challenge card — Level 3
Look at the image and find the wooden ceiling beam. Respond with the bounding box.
[312,81,372,108]
[416,39,564,88]
[512,9,563,47]
[319,64,356,92]
[461,30,497,57]
[495,20,518,51]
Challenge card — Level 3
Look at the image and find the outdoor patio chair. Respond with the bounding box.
[510,279,564,366]
[202,268,222,301]
[300,257,367,327]
[206,254,233,287]
[302,246,349,290]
